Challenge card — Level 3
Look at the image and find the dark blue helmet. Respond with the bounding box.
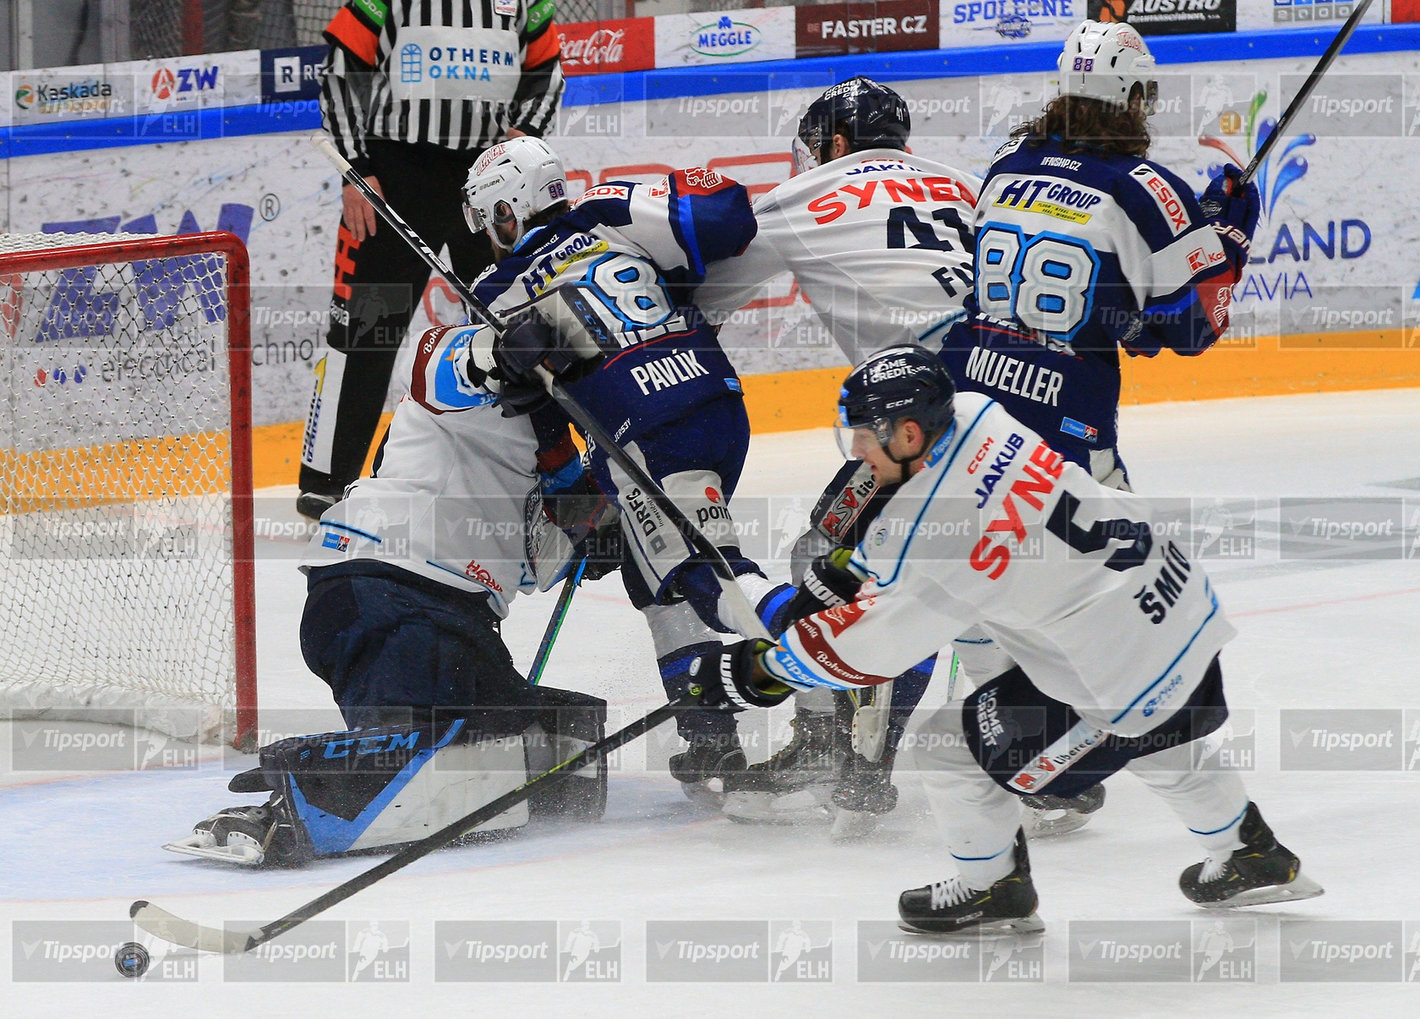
[793,77,911,175]
[837,345,955,457]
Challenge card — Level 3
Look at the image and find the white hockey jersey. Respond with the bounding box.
[697,148,982,364]
[760,392,1236,737]
[300,394,540,617]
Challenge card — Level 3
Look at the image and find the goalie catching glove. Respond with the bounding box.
[684,639,796,711]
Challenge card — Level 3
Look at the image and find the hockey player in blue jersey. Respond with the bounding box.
[940,19,1261,489]
[412,137,790,796]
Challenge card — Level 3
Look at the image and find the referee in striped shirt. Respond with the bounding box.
[299,0,564,519]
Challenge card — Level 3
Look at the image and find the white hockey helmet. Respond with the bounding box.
[1058,20,1158,114]
[463,136,568,250]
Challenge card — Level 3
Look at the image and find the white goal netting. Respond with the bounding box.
[0,231,255,747]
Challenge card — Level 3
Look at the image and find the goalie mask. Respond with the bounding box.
[835,344,955,462]
[792,77,911,176]
[1058,20,1158,114]
[463,136,569,251]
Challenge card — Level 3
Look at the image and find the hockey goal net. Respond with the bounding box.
[0,231,256,750]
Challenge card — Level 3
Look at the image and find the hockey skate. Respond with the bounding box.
[1180,802,1323,907]
[669,732,748,807]
[722,706,841,823]
[829,739,900,841]
[164,796,305,868]
[898,829,1045,937]
[1021,782,1107,837]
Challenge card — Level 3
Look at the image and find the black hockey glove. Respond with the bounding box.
[775,547,864,633]
[686,640,794,711]
[1200,163,1260,275]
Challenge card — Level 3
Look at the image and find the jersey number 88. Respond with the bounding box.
[976,226,1100,341]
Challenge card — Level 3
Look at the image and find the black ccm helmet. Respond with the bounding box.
[836,345,955,462]
[793,77,911,175]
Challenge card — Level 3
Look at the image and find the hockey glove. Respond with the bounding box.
[686,640,794,711]
[1200,163,1260,275]
[777,546,864,631]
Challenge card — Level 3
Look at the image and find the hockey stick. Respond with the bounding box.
[1238,0,1373,186]
[131,695,693,955]
[313,135,771,642]
[527,557,585,686]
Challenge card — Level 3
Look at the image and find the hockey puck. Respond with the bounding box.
[114,941,150,979]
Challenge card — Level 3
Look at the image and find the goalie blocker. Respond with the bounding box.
[166,687,608,867]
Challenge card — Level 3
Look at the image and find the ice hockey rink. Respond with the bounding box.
[3,386,1419,1014]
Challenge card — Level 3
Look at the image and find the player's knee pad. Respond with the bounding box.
[240,687,608,863]
[614,464,737,602]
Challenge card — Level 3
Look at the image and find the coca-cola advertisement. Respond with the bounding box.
[558,18,655,76]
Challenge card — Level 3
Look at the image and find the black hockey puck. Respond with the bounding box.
[115,941,150,979]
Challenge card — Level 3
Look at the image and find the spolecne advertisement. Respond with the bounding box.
[937,0,1082,49]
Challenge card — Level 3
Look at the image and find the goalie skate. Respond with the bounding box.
[164,801,299,867]
[1180,802,1324,908]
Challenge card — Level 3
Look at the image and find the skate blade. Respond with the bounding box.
[898,913,1045,938]
[162,835,264,866]
[1023,806,1095,838]
[829,807,880,842]
[722,789,833,825]
[1195,873,1325,908]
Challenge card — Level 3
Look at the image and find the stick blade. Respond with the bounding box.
[130,900,260,955]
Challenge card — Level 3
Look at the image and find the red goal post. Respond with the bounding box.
[0,230,257,751]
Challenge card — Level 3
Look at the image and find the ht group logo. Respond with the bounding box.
[857,921,1043,982]
[645,920,771,981]
[10,717,199,772]
[1280,920,1404,982]
[1192,918,1257,983]
[434,921,558,981]
[346,920,411,982]
[225,920,345,982]
[1280,709,1403,772]
[557,920,622,981]
[13,922,196,982]
[1068,921,1191,982]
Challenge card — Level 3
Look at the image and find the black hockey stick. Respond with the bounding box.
[131,695,692,955]
[1239,0,1373,185]
[527,556,585,686]
[312,135,771,640]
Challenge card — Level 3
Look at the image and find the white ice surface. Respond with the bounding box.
[3,388,1420,1014]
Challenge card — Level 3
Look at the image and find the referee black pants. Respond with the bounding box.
[299,138,494,496]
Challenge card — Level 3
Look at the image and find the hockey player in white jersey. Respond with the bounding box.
[693,345,1321,932]
[168,391,611,866]
[697,78,1097,837]
[940,20,1261,489]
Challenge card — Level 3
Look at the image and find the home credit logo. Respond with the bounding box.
[796,0,939,57]
[559,18,654,76]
